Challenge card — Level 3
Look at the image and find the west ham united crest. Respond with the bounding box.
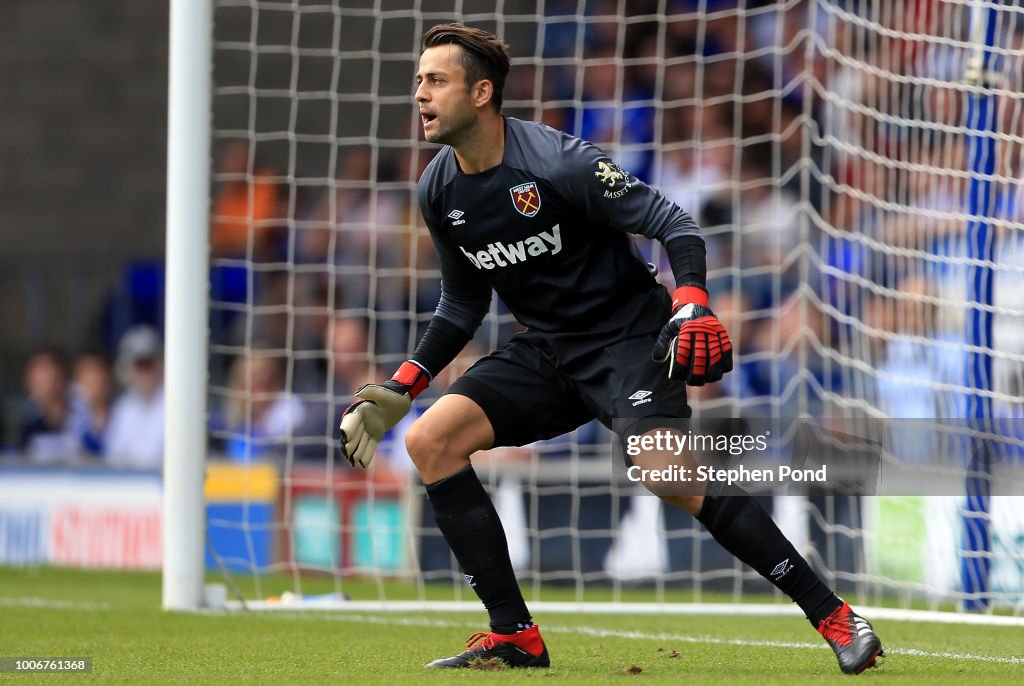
[510,181,541,217]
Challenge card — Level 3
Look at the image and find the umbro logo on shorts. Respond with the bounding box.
[629,390,653,406]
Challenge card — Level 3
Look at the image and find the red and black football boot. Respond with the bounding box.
[817,602,884,674]
[424,625,550,669]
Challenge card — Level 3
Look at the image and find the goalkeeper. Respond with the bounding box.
[339,22,883,675]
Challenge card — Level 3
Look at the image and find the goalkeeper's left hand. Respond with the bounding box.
[338,360,430,468]
[652,285,733,386]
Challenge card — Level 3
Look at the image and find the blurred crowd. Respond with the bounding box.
[14,327,165,467]
[7,0,1024,468]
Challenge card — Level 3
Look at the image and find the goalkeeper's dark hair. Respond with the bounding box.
[423,23,511,111]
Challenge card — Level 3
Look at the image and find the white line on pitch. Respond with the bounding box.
[0,596,110,611]
[231,599,1024,628]
[261,612,1024,665]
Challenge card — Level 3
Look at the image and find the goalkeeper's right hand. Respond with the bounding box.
[338,360,430,468]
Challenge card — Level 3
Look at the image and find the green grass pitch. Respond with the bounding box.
[1,567,1021,684]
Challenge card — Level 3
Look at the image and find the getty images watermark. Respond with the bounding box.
[610,416,1024,497]
[623,428,828,487]
[610,417,882,497]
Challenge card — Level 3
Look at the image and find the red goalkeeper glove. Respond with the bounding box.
[652,285,734,386]
[338,360,430,467]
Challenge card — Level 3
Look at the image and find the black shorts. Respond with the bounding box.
[446,329,691,448]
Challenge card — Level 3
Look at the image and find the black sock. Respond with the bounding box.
[425,465,532,632]
[697,486,842,627]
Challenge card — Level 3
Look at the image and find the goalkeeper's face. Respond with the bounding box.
[415,45,481,145]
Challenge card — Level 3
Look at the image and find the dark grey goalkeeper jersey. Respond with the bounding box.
[418,117,702,338]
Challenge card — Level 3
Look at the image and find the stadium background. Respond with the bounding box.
[1,2,167,388]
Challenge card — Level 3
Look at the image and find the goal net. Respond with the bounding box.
[193,0,1024,615]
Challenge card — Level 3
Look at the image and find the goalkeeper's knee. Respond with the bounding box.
[404,418,476,483]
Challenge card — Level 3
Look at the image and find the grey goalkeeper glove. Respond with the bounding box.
[338,361,430,468]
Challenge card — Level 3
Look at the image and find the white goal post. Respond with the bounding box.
[163,0,211,611]
[164,0,1024,617]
